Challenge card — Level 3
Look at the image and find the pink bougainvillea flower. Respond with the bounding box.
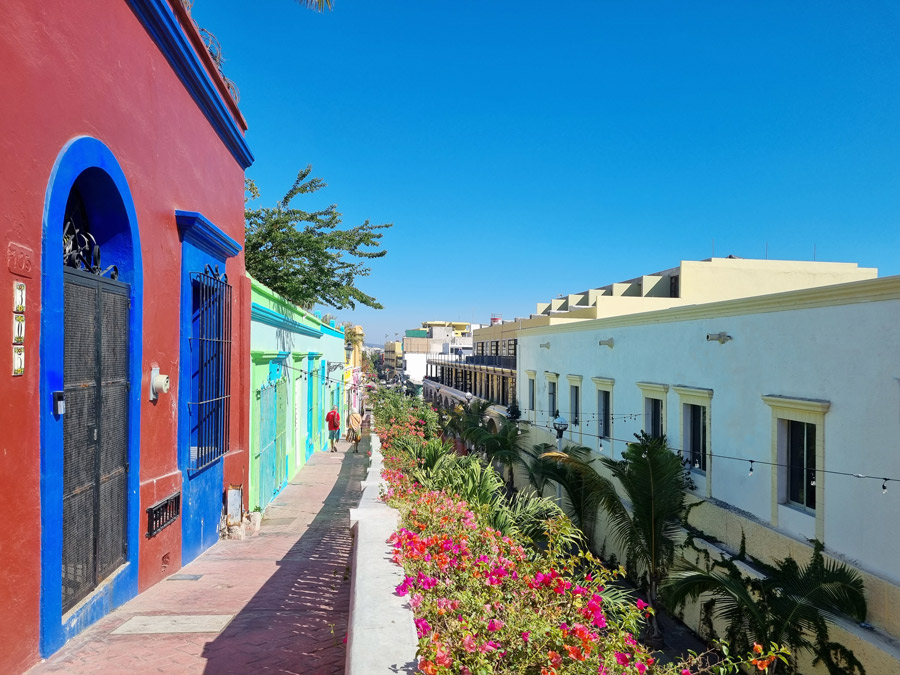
[487,619,504,632]
[414,617,431,638]
[434,645,451,668]
[462,634,477,653]
[614,652,630,666]
[636,598,649,611]
[636,663,647,674]
[521,631,530,642]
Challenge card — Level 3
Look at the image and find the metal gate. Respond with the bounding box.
[257,377,289,510]
[258,383,277,510]
[62,268,130,613]
[275,378,288,488]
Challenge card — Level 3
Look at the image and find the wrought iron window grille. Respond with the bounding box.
[188,265,232,472]
[146,492,181,538]
[62,188,119,279]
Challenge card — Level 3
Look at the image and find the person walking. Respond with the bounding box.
[347,410,362,453]
[325,405,341,452]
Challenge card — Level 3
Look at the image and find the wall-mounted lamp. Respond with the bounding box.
[539,342,551,349]
[598,338,614,348]
[150,365,170,401]
[706,332,732,344]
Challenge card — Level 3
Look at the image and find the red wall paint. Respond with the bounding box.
[0,1,249,670]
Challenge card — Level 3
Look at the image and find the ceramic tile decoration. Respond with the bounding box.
[12,345,24,376]
[13,314,25,345]
[13,281,25,314]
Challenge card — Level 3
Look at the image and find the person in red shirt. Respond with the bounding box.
[325,406,341,452]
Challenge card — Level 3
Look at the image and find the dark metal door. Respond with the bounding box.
[62,268,130,612]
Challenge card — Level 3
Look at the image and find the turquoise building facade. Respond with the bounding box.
[248,276,347,511]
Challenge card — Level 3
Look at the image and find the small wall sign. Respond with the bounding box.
[13,314,24,345]
[13,282,25,313]
[7,243,34,278]
[12,346,24,376]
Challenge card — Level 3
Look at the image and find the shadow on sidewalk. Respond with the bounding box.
[201,448,368,674]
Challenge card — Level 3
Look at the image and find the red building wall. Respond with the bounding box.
[0,1,250,671]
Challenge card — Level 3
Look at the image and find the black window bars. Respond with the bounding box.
[146,492,181,538]
[189,265,232,471]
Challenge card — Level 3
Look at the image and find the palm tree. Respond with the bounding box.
[527,444,603,543]
[299,0,333,10]
[664,542,867,674]
[588,432,690,641]
[465,417,530,491]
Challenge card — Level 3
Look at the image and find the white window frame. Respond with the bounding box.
[567,374,582,443]
[545,371,559,424]
[674,386,713,497]
[592,376,614,456]
[525,370,536,422]
[762,395,829,543]
[637,382,669,440]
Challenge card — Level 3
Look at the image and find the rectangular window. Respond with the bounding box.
[491,341,499,356]
[788,420,816,510]
[685,403,707,471]
[508,340,517,357]
[190,268,233,471]
[648,398,663,439]
[597,389,610,438]
[528,377,535,412]
[570,384,580,425]
[548,380,557,417]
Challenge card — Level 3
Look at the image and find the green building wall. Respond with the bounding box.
[248,276,347,511]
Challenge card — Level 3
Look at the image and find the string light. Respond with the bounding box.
[511,412,900,495]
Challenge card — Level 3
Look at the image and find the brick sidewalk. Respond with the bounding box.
[30,441,369,675]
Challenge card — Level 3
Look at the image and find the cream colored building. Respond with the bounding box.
[426,257,876,411]
[382,340,402,378]
[517,271,900,673]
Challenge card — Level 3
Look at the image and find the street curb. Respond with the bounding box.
[346,434,418,674]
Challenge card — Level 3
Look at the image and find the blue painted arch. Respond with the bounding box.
[39,137,144,656]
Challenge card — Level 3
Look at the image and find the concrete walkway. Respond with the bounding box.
[30,441,369,675]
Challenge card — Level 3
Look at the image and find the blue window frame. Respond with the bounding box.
[189,265,233,471]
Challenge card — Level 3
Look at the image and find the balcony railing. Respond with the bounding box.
[426,354,517,370]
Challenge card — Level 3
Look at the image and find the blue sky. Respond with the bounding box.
[193,1,900,343]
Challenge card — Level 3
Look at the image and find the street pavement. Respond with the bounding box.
[30,440,369,675]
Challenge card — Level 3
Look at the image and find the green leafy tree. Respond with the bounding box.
[244,166,391,310]
[664,542,867,674]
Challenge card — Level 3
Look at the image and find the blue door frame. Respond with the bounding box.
[39,137,143,656]
[176,211,241,565]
